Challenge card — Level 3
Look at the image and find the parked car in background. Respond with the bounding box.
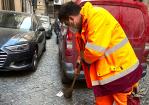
[58,0,149,83]
[0,10,46,71]
[53,18,61,44]
[37,15,52,39]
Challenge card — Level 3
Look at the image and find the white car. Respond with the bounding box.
[37,15,52,39]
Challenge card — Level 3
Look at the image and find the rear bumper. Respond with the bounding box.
[62,61,85,80]
[141,62,147,78]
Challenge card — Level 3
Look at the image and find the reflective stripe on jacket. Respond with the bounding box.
[80,2,139,87]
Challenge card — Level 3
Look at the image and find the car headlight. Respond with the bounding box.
[5,43,29,52]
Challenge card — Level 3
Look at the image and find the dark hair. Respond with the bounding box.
[58,1,81,23]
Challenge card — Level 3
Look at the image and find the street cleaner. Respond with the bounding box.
[58,1,142,105]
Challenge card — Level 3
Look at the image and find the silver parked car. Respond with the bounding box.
[37,15,52,39]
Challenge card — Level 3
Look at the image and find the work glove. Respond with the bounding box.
[74,67,80,77]
[74,57,81,76]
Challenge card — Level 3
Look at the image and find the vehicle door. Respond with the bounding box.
[33,16,45,55]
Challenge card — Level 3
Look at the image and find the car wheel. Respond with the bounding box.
[31,50,38,71]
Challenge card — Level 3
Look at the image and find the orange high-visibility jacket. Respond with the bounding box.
[80,2,140,91]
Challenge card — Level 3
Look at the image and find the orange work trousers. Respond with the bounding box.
[95,92,131,105]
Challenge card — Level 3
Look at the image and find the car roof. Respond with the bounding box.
[77,0,143,4]
[76,0,148,13]
[37,15,49,20]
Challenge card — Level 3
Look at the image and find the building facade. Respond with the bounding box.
[0,0,33,13]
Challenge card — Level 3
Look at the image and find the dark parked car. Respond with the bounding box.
[0,10,46,71]
[58,0,149,83]
[37,15,52,39]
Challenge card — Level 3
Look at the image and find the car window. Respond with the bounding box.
[42,18,49,28]
[37,15,50,29]
[19,17,32,30]
[0,13,17,28]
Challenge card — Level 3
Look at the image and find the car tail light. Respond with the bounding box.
[66,41,72,49]
[65,41,73,56]
[65,30,73,56]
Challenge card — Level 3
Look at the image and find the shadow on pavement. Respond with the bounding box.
[0,70,34,77]
[63,80,88,89]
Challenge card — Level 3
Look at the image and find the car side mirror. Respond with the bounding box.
[38,27,45,31]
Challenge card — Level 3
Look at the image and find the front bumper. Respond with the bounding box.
[0,49,33,71]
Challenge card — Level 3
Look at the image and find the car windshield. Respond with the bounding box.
[42,21,49,29]
[0,12,32,30]
[38,16,49,29]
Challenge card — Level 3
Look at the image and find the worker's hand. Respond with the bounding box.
[74,61,81,76]
[74,67,80,76]
[76,57,81,64]
[80,50,92,64]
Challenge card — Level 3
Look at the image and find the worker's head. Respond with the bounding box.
[58,1,82,32]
